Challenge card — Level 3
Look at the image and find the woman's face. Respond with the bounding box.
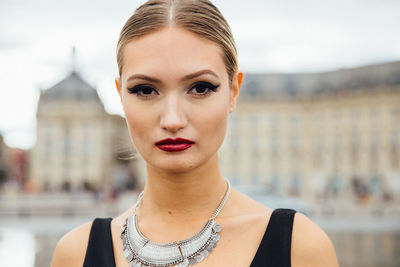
[116,26,241,173]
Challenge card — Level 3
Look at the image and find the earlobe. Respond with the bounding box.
[115,78,122,102]
[229,71,243,113]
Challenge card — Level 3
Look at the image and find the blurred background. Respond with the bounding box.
[1,0,399,266]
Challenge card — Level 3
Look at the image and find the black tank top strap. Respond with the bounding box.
[250,208,297,267]
[83,218,116,267]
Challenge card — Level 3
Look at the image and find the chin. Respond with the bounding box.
[144,153,193,170]
[153,161,197,174]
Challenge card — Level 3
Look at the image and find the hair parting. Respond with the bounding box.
[116,0,238,84]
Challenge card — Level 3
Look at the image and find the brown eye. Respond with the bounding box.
[141,87,154,95]
[128,85,158,98]
[189,82,219,96]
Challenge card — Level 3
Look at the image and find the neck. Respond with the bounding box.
[139,153,228,221]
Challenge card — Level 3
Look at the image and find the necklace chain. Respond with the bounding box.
[132,180,230,219]
[209,180,231,220]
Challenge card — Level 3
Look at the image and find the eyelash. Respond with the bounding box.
[127,82,220,99]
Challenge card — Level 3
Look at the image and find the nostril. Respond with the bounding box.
[159,96,188,132]
[160,112,187,132]
[160,115,187,132]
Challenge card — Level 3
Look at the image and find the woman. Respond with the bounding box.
[52,0,339,266]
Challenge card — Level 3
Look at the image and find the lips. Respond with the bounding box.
[155,138,195,152]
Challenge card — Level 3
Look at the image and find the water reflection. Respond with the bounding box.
[330,231,400,267]
[0,217,88,267]
[33,232,63,267]
[0,228,35,267]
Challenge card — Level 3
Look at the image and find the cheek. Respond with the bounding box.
[195,94,229,142]
[123,102,153,148]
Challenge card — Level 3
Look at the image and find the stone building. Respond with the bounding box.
[30,70,140,191]
[0,134,10,186]
[220,61,400,202]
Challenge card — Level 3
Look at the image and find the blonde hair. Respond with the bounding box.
[116,0,238,83]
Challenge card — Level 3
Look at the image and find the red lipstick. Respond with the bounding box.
[155,138,195,152]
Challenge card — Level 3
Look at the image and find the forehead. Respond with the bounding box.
[121,26,227,82]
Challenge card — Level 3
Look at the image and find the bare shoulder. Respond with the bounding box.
[291,213,339,267]
[229,188,271,214]
[223,188,272,232]
[51,221,92,267]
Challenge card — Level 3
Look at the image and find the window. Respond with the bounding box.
[390,144,399,169]
[82,138,91,157]
[270,137,279,159]
[313,147,322,168]
[390,128,399,169]
[43,121,52,160]
[371,131,379,148]
[44,135,51,160]
[64,123,71,157]
[369,109,379,120]
[351,141,359,165]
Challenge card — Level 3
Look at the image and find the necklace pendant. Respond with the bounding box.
[122,216,222,267]
[121,180,231,267]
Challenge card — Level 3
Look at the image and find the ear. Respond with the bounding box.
[229,71,243,113]
[115,77,122,103]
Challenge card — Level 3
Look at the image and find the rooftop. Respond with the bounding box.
[241,61,400,99]
[40,71,102,103]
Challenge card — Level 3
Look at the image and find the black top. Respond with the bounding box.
[83,208,296,267]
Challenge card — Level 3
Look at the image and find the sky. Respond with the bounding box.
[0,0,399,149]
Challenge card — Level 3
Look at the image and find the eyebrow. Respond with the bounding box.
[126,69,219,83]
[182,69,219,81]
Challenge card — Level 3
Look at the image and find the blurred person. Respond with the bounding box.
[51,0,338,266]
[24,178,39,194]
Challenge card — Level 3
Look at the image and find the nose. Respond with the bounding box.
[159,94,188,133]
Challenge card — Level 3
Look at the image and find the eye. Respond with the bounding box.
[127,85,158,98]
[189,82,220,97]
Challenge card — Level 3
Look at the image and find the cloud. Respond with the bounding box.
[0,38,27,51]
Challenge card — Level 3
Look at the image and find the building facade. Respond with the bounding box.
[220,61,400,202]
[0,134,10,186]
[30,71,140,191]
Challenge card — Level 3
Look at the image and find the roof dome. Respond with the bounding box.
[40,71,102,103]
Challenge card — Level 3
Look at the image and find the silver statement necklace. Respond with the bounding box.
[121,180,231,267]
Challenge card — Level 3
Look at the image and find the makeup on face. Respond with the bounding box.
[125,70,221,100]
[127,81,219,99]
[155,138,195,152]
